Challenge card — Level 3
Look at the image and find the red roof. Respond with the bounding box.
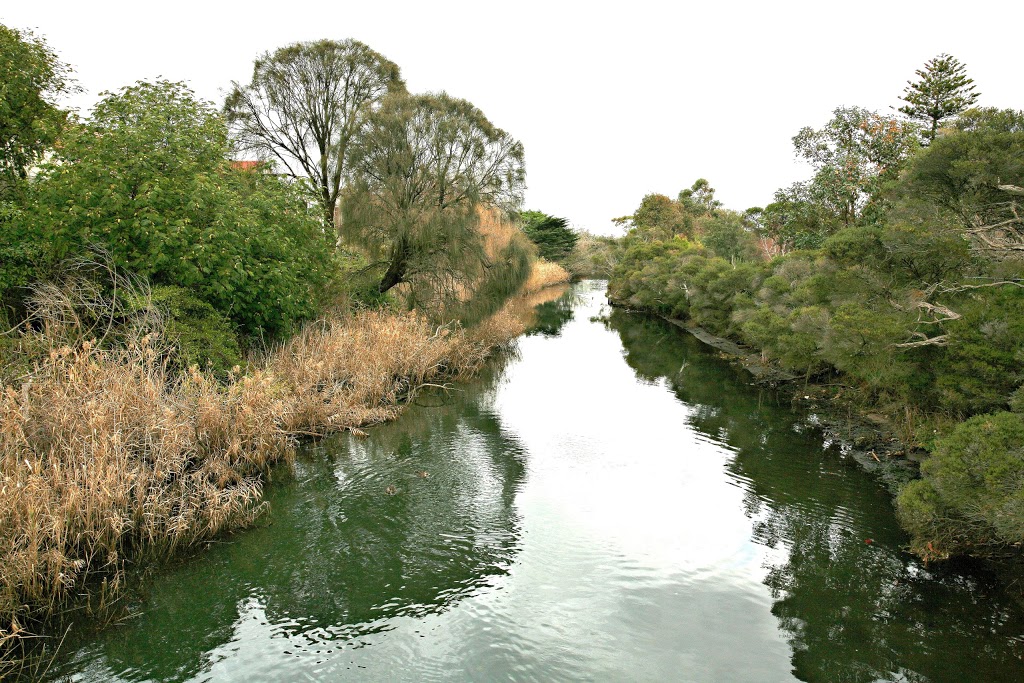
[230,160,263,171]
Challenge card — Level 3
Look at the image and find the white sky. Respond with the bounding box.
[4,1,1022,235]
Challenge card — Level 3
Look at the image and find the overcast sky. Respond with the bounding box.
[4,1,1022,235]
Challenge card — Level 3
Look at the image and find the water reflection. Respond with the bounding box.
[50,359,528,682]
[45,283,1024,683]
[607,309,1024,682]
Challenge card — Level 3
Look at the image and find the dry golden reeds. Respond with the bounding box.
[0,238,573,673]
[520,259,571,295]
[269,309,520,436]
[0,336,289,676]
[0,299,536,674]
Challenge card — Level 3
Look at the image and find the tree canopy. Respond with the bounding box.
[0,24,73,198]
[791,106,920,228]
[521,210,577,262]
[899,54,980,143]
[224,39,406,232]
[18,80,330,338]
[342,92,529,321]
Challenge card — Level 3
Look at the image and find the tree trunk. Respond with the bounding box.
[378,239,409,293]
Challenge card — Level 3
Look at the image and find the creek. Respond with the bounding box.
[47,281,1024,682]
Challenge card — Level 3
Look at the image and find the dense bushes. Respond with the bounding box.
[898,411,1024,558]
[5,80,331,341]
[149,286,242,375]
[607,109,1024,559]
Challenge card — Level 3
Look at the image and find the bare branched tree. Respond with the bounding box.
[224,39,405,233]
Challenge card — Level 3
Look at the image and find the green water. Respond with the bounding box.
[47,281,1024,682]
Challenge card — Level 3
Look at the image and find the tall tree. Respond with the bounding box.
[678,178,722,217]
[899,54,980,143]
[521,210,578,262]
[792,107,919,227]
[21,80,330,338]
[224,39,405,232]
[0,24,73,198]
[342,92,529,319]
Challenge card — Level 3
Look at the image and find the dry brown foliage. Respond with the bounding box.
[0,337,289,676]
[521,259,571,295]
[270,309,523,436]
[0,303,535,674]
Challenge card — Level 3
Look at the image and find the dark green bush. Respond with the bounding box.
[149,286,242,375]
[17,80,331,341]
[898,411,1024,557]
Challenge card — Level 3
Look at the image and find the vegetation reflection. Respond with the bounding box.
[607,310,1024,683]
[48,358,527,682]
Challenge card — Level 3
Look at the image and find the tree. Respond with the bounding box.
[521,210,578,262]
[678,178,722,216]
[224,39,405,232]
[700,211,760,264]
[624,193,693,240]
[899,54,980,143]
[903,108,1024,256]
[342,92,530,321]
[791,106,920,227]
[20,80,330,339]
[0,24,73,198]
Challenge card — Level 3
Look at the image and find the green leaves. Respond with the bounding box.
[899,54,980,142]
[521,210,578,262]
[342,91,528,318]
[21,79,330,340]
[0,24,73,197]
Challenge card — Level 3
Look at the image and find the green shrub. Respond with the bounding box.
[149,285,242,375]
[897,411,1024,557]
[20,80,331,341]
[933,286,1024,415]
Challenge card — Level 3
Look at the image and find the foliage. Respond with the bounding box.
[624,192,693,240]
[898,411,1024,557]
[565,231,621,279]
[149,285,242,376]
[700,210,761,264]
[342,92,529,322]
[18,79,331,340]
[521,210,578,262]
[899,54,980,142]
[932,286,1024,415]
[225,39,405,230]
[902,108,1024,257]
[0,24,73,196]
[677,178,722,216]
[791,107,920,228]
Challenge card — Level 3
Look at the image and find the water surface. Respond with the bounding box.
[50,281,1024,682]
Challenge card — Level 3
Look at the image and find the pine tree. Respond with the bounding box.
[899,54,980,142]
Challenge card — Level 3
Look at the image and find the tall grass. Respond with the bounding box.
[0,263,548,675]
[521,259,570,295]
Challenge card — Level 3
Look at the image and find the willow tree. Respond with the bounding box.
[342,92,530,322]
[224,39,405,231]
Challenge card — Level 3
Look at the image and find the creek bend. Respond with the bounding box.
[48,281,1024,682]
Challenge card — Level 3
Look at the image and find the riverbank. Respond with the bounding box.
[631,305,1024,571]
[0,270,569,678]
[611,305,933,525]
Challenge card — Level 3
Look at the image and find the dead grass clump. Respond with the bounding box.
[0,337,289,673]
[0,253,549,672]
[521,259,571,295]
[270,309,523,436]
